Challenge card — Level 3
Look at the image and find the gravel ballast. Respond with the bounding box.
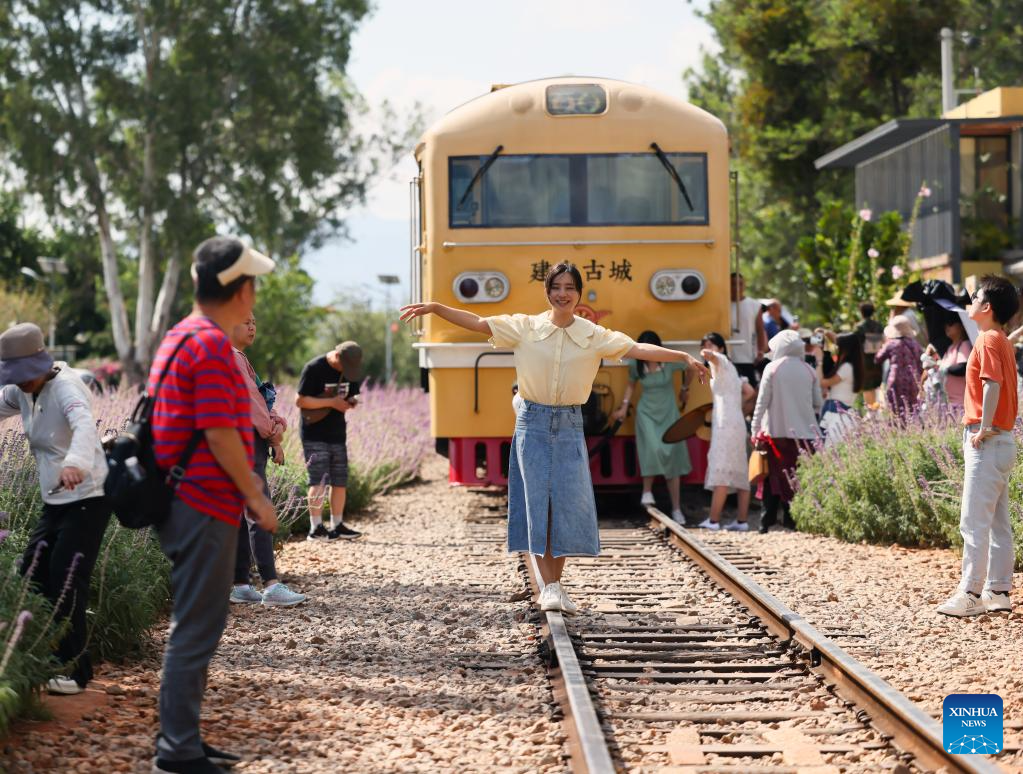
[698,523,1023,769]
[5,455,565,772]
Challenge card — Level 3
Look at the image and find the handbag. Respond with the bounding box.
[748,446,769,485]
[103,332,204,529]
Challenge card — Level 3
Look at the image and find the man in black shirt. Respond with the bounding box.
[295,341,364,540]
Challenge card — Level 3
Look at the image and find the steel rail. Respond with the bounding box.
[646,505,1003,774]
[524,555,616,774]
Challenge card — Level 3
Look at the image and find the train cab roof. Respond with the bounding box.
[415,77,727,161]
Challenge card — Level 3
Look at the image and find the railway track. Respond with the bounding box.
[519,506,1005,774]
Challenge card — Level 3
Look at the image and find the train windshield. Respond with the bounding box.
[449,152,708,228]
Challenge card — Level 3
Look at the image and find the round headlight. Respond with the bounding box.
[484,277,505,298]
[459,278,480,298]
[681,275,702,296]
[654,275,676,298]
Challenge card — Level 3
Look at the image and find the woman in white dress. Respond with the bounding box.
[696,332,755,531]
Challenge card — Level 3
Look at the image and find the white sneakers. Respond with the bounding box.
[46,676,83,695]
[726,521,750,532]
[640,491,655,506]
[982,589,1011,612]
[537,582,579,615]
[695,519,720,531]
[670,509,685,524]
[936,589,1012,617]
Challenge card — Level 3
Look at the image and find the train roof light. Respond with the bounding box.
[453,271,510,304]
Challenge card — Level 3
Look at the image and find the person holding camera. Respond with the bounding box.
[296,341,364,541]
[0,323,110,696]
[611,329,692,523]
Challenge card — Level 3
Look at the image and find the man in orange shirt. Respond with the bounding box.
[938,276,1020,617]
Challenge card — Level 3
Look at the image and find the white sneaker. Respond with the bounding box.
[936,591,987,617]
[695,518,720,530]
[640,491,655,506]
[982,589,1011,613]
[669,509,685,524]
[538,582,563,612]
[726,521,750,532]
[46,676,83,695]
[559,586,580,616]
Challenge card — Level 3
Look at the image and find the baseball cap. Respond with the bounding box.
[336,341,363,381]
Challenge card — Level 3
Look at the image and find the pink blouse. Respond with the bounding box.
[941,339,972,407]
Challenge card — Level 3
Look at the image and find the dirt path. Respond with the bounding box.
[4,456,564,773]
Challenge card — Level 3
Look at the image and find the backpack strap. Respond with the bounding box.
[149,326,217,485]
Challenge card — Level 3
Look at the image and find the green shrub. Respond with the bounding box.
[792,409,1023,566]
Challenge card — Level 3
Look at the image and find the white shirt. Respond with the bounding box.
[730,297,761,365]
[0,364,107,504]
[828,362,856,406]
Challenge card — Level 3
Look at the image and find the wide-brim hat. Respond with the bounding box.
[884,315,914,339]
[0,323,54,385]
[885,289,912,307]
[335,340,364,381]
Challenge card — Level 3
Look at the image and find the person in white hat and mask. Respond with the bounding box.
[0,322,110,696]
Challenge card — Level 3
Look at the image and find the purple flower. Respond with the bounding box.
[892,266,905,280]
[859,208,872,222]
[919,185,931,198]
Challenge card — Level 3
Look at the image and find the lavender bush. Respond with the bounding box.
[791,407,1023,566]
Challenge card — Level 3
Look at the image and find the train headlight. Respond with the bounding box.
[650,270,706,301]
[453,271,510,303]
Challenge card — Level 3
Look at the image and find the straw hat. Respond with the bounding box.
[884,315,914,339]
[885,289,912,308]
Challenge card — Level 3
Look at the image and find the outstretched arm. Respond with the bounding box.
[399,302,491,334]
[626,343,709,383]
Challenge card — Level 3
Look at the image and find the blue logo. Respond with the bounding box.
[943,694,1003,755]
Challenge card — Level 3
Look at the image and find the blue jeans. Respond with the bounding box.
[507,400,600,557]
[959,426,1016,594]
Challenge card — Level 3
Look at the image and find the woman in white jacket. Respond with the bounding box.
[0,323,110,695]
[750,330,822,533]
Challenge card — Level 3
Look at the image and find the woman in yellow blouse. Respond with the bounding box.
[400,263,706,614]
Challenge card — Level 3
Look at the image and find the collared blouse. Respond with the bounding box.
[485,311,635,406]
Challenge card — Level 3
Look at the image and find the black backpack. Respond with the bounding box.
[104,332,203,529]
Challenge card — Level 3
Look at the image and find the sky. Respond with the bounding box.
[304,0,716,305]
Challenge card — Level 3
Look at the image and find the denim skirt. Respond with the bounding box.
[507,400,600,557]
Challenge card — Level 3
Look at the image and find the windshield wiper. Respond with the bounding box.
[458,145,504,209]
[650,142,694,211]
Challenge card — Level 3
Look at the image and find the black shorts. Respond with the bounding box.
[734,362,759,388]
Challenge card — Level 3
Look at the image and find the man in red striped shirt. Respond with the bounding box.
[148,236,276,774]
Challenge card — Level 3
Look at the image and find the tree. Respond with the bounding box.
[685,0,960,308]
[0,0,414,381]
[246,254,322,382]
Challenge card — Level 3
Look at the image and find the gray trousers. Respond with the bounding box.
[234,435,277,584]
[156,498,236,761]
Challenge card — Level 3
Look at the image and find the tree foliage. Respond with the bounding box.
[686,0,1023,314]
[0,0,415,380]
[246,254,322,382]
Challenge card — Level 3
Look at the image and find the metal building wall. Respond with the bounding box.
[854,125,958,267]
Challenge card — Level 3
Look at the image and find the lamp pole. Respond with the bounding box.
[21,257,68,351]
[378,274,401,383]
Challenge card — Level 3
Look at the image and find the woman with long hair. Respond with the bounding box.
[814,332,863,443]
[610,330,691,522]
[400,263,708,614]
[696,332,755,531]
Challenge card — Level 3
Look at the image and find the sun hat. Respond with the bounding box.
[884,315,914,339]
[335,341,364,381]
[885,289,912,307]
[0,323,54,385]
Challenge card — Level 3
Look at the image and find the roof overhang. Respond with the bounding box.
[814,119,942,170]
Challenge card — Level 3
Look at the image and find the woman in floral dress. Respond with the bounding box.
[876,314,923,418]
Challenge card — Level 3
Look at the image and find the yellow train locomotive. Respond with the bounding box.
[409,77,732,486]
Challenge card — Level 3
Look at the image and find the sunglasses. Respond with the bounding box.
[971,291,988,305]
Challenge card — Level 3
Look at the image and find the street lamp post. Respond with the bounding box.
[21,257,68,350]
[377,274,401,383]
